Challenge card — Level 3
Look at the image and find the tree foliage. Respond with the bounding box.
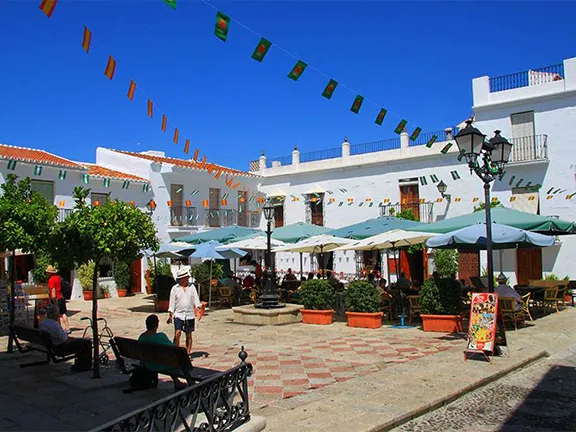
[433,249,459,278]
[345,280,381,313]
[473,199,503,212]
[299,279,335,310]
[113,261,132,290]
[190,261,223,290]
[420,277,463,315]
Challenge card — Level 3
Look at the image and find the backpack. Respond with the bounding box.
[128,366,158,391]
[60,277,72,300]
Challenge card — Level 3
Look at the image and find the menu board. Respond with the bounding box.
[466,292,499,354]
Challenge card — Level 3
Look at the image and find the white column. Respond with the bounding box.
[259,151,267,175]
[292,145,300,165]
[472,76,490,107]
[400,131,409,149]
[563,57,576,91]
[342,137,350,158]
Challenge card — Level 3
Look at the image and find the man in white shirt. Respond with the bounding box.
[167,269,202,354]
[495,274,523,311]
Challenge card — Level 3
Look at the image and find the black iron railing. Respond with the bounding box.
[300,147,342,163]
[170,206,198,227]
[58,208,74,222]
[266,155,292,168]
[509,134,548,163]
[92,350,253,432]
[489,63,564,93]
[410,127,459,147]
[350,138,400,155]
[380,202,435,223]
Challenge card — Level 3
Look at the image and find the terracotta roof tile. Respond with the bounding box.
[112,149,260,178]
[0,143,85,170]
[85,165,149,183]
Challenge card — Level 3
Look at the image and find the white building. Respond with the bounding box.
[253,57,576,286]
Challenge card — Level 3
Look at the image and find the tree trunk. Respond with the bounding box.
[92,259,100,379]
[7,250,16,353]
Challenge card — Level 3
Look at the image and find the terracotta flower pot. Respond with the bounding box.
[155,299,169,312]
[421,314,462,333]
[83,290,93,301]
[117,289,127,298]
[301,309,334,325]
[564,294,572,304]
[346,311,383,329]
[199,301,207,317]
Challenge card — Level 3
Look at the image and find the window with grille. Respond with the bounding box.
[31,180,54,204]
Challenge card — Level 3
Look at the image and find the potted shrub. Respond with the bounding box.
[100,284,110,299]
[150,261,175,311]
[345,280,383,329]
[420,277,463,333]
[78,261,96,301]
[299,279,335,325]
[114,261,131,298]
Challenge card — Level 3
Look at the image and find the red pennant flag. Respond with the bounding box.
[184,139,190,154]
[198,156,207,169]
[173,128,179,144]
[193,148,200,162]
[104,55,116,80]
[215,169,223,179]
[161,115,167,132]
[82,26,92,53]
[39,0,57,18]
[127,80,136,101]
[225,175,234,187]
[147,99,153,118]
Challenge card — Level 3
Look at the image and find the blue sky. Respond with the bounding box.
[1,1,575,171]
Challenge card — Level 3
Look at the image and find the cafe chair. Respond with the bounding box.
[543,287,560,314]
[556,285,568,311]
[381,294,393,321]
[521,292,533,322]
[218,287,232,307]
[499,297,526,330]
[407,295,422,325]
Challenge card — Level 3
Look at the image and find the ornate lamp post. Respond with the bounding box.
[436,180,451,202]
[255,198,285,309]
[454,120,513,293]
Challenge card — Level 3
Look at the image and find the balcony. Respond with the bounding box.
[204,209,261,228]
[380,202,435,224]
[509,135,548,164]
[489,64,564,93]
[170,206,198,227]
[58,208,74,222]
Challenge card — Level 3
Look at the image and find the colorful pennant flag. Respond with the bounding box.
[142,184,150,192]
[7,160,17,171]
[409,127,422,141]
[34,166,42,176]
[82,26,92,54]
[193,148,200,162]
[450,170,461,180]
[191,189,199,195]
[426,135,438,148]
[103,178,110,187]
[419,176,428,186]
[161,115,167,132]
[322,79,338,99]
[82,174,90,184]
[350,95,364,114]
[163,0,177,10]
[184,139,190,154]
[104,55,116,80]
[173,128,179,144]
[251,38,272,62]
[214,11,231,42]
[394,120,407,134]
[39,0,57,18]
[455,198,462,202]
[440,143,453,154]
[127,80,136,101]
[122,181,130,190]
[430,174,439,183]
[147,99,153,118]
[509,175,516,186]
[58,170,66,180]
[375,109,387,126]
[288,60,307,81]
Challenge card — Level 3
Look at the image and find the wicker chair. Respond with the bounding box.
[218,287,232,307]
[543,287,560,314]
[407,295,422,325]
[499,297,526,330]
[521,292,533,322]
[381,293,394,321]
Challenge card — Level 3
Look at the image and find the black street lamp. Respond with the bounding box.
[454,120,513,293]
[255,198,285,309]
[436,180,451,202]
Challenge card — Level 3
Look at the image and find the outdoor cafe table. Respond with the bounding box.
[515,286,546,302]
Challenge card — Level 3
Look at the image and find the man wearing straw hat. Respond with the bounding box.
[47,265,69,332]
[167,269,202,354]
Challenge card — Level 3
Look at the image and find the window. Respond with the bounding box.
[91,192,109,206]
[170,184,184,226]
[511,111,535,139]
[511,111,536,162]
[305,193,324,226]
[274,205,284,228]
[209,188,220,227]
[237,191,248,227]
[30,180,54,204]
[399,184,420,220]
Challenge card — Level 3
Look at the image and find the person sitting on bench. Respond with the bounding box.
[138,314,187,390]
[40,305,92,372]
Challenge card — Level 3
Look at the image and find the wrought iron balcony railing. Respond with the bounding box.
[58,208,74,222]
[170,206,199,227]
[509,134,548,164]
[380,201,435,224]
[489,63,564,93]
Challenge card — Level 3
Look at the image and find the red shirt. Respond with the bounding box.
[48,275,62,300]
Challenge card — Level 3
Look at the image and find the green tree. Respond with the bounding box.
[51,187,159,378]
[433,249,459,277]
[473,199,503,212]
[0,175,57,351]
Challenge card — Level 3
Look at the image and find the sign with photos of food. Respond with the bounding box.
[466,292,499,353]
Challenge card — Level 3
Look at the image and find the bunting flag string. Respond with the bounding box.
[58,169,66,180]
[82,26,92,53]
[251,38,272,62]
[104,55,116,80]
[288,60,307,81]
[214,12,231,42]
[39,0,57,18]
[350,95,364,114]
[409,127,422,141]
[322,79,338,99]
[127,80,136,101]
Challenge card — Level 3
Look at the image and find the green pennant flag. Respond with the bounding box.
[58,170,66,180]
[162,0,177,9]
[394,119,407,134]
[375,109,387,126]
[122,181,131,190]
[214,11,230,42]
[322,79,338,99]
[142,184,150,192]
[34,165,42,176]
[450,170,461,180]
[287,60,307,81]
[251,38,272,62]
[350,95,364,114]
[509,175,516,186]
[103,178,110,188]
[426,135,438,148]
[409,127,422,141]
[516,179,524,188]
[82,174,90,184]
[440,143,452,154]
[7,160,16,170]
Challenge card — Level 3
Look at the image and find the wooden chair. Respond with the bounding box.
[499,297,525,330]
[543,287,560,313]
[521,292,533,322]
[249,288,259,304]
[381,293,393,321]
[407,295,422,325]
[556,285,568,311]
[218,287,232,307]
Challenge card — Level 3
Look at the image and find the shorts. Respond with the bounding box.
[174,317,195,333]
[58,298,67,315]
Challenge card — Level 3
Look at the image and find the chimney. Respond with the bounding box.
[400,130,409,149]
[445,127,454,141]
[292,145,300,165]
[259,151,267,175]
[342,137,350,158]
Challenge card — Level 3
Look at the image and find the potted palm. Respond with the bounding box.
[78,261,96,301]
[114,261,131,298]
[420,277,463,332]
[345,280,383,329]
[151,261,175,312]
[299,279,335,325]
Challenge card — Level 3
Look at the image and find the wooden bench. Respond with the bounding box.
[111,336,220,387]
[9,325,76,368]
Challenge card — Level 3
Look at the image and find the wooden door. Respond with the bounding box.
[458,250,480,285]
[400,185,420,220]
[130,260,142,293]
[516,248,543,285]
[238,191,248,226]
[274,205,284,227]
[209,188,220,227]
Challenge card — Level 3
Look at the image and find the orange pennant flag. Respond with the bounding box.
[193,148,200,162]
[161,115,167,132]
[173,128,179,144]
[215,169,223,179]
[225,175,234,187]
[147,99,153,118]
[232,181,241,189]
[198,156,207,169]
[82,26,92,53]
[127,80,136,101]
[39,0,57,18]
[104,55,116,80]
[184,139,190,154]
[206,163,215,174]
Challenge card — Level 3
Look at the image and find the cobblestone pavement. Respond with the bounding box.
[394,346,576,432]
